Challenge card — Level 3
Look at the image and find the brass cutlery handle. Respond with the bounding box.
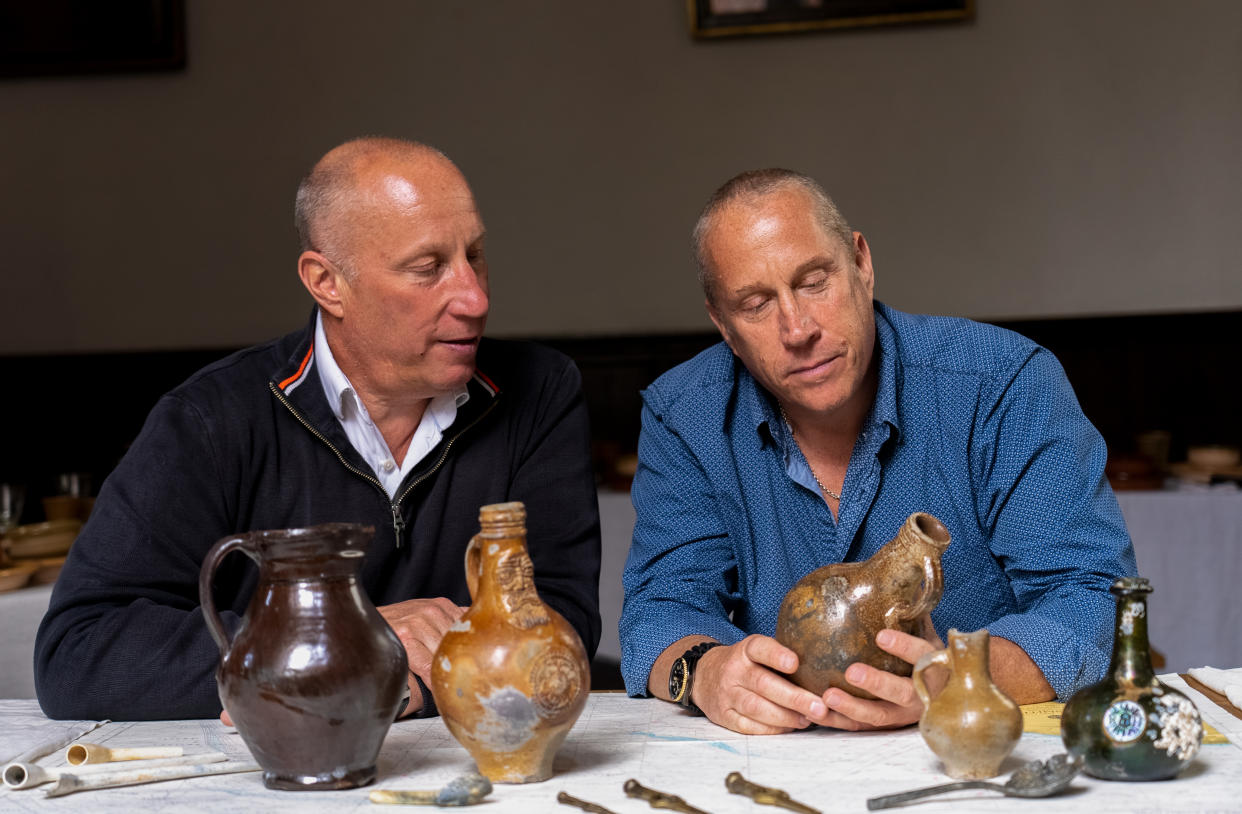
[624,778,713,814]
[558,791,620,814]
[725,772,821,814]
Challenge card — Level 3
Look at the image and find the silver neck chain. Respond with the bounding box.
[779,404,842,502]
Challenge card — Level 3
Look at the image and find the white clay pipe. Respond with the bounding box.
[66,742,184,765]
[3,752,228,790]
[43,757,261,798]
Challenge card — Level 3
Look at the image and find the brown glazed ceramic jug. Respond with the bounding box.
[913,628,1023,779]
[200,523,408,790]
[430,502,589,783]
[775,512,951,699]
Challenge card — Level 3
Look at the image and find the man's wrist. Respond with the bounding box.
[668,641,722,716]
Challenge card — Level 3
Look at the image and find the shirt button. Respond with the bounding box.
[381,459,395,473]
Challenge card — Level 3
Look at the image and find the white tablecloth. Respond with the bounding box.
[1,686,1239,812]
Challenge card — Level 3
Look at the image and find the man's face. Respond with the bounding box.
[704,186,876,419]
[330,157,489,400]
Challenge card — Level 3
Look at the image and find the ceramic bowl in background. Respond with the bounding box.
[7,519,81,560]
[0,562,37,592]
[31,556,67,585]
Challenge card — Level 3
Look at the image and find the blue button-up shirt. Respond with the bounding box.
[620,302,1136,701]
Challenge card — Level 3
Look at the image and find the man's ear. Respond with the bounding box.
[298,251,346,318]
[852,231,875,298]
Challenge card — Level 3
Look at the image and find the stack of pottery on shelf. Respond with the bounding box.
[431,502,590,784]
[1061,576,1203,780]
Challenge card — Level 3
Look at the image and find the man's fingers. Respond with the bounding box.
[743,662,828,721]
[728,687,812,731]
[741,634,799,674]
[842,663,919,709]
[876,628,938,665]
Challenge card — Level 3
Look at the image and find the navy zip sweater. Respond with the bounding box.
[34,313,601,720]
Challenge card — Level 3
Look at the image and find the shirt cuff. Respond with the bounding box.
[619,608,745,698]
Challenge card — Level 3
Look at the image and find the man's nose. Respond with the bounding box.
[448,260,489,320]
[778,295,817,347]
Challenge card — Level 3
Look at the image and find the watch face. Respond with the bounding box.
[669,657,688,703]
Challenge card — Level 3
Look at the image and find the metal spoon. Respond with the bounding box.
[866,754,1083,810]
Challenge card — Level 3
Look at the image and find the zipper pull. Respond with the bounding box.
[391,503,405,548]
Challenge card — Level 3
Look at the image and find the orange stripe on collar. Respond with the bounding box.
[279,346,314,390]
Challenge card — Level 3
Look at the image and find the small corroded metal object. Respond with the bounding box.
[368,772,493,806]
[623,778,712,814]
[775,512,950,699]
[431,503,590,783]
[725,772,820,813]
[557,790,620,814]
[866,754,1083,809]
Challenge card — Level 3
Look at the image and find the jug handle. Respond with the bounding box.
[886,553,944,627]
[464,533,483,603]
[912,647,950,708]
[198,534,258,657]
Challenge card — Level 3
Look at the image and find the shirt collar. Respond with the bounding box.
[738,301,904,448]
[314,311,469,422]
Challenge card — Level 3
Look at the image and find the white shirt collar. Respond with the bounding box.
[314,311,469,498]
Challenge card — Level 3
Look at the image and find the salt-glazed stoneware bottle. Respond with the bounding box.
[430,502,589,783]
[1061,576,1203,780]
[913,628,1023,779]
[775,512,951,698]
[199,523,408,790]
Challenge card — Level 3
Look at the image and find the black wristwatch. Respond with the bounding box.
[668,641,721,716]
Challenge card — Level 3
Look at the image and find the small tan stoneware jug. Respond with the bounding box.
[775,512,951,699]
[430,502,589,783]
[913,628,1023,779]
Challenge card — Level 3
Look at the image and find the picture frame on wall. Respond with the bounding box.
[0,0,185,78]
[687,0,974,39]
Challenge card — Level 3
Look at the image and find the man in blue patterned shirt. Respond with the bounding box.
[620,169,1136,734]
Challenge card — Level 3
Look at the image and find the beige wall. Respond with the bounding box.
[1,1,1239,353]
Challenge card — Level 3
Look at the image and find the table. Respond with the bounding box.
[2,680,1239,813]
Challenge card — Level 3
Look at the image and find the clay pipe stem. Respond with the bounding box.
[3,719,109,765]
[43,757,260,798]
[4,752,228,790]
[623,779,712,814]
[558,791,621,814]
[66,742,183,765]
[866,780,999,810]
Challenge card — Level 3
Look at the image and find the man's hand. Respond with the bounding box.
[691,635,829,735]
[819,623,945,730]
[378,597,468,717]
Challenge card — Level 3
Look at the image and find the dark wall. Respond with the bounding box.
[2,310,1238,523]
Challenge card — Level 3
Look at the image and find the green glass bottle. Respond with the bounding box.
[1061,577,1203,780]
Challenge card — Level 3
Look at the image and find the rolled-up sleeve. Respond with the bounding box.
[620,391,745,696]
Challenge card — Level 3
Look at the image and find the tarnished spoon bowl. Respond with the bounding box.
[867,754,1083,809]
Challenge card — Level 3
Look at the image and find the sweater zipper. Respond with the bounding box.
[269,381,499,548]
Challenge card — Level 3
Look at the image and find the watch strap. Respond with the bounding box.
[674,641,721,716]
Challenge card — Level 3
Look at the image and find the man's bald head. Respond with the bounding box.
[294,138,465,272]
